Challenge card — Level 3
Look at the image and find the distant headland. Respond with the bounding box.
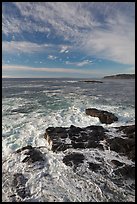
[103,74,135,79]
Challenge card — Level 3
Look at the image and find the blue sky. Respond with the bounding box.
[2,2,135,78]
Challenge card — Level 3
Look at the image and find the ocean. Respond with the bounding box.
[2,78,135,202]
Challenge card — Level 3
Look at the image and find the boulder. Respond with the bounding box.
[86,108,118,124]
[107,137,135,161]
[12,173,30,199]
[45,125,107,152]
[45,124,135,161]
[16,145,45,163]
[88,162,101,172]
[113,165,135,179]
[110,160,123,167]
[116,125,135,138]
[63,153,85,169]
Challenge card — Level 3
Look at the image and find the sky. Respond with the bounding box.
[2,2,135,78]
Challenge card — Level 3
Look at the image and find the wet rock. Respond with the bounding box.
[9,194,22,202]
[12,173,28,187]
[116,125,135,138]
[12,173,30,199]
[114,165,135,179]
[63,153,85,168]
[45,124,135,163]
[16,187,30,199]
[45,125,107,152]
[85,108,118,124]
[88,162,101,172]
[16,145,33,153]
[16,145,45,163]
[111,160,123,167]
[107,137,135,161]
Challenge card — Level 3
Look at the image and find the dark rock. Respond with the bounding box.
[116,125,135,138]
[114,165,135,179]
[107,137,135,161]
[45,125,107,152]
[111,160,123,167]
[16,145,45,163]
[63,153,85,168]
[12,173,28,187]
[12,173,30,199]
[109,125,135,161]
[16,187,30,199]
[79,80,103,83]
[16,145,33,153]
[88,162,101,172]
[45,124,135,163]
[85,108,118,124]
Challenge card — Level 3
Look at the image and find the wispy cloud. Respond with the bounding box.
[66,60,93,67]
[2,41,72,56]
[48,55,57,60]
[2,2,135,66]
[60,46,70,53]
[3,64,134,78]
[2,64,96,75]
[2,41,51,54]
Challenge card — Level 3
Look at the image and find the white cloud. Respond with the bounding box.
[3,64,134,78]
[2,41,51,53]
[80,25,135,65]
[77,60,93,67]
[2,64,97,75]
[48,55,57,60]
[60,46,70,53]
[66,60,92,67]
[2,2,135,65]
[2,41,72,56]
[2,75,10,78]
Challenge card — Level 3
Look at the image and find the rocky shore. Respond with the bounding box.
[103,74,135,79]
[85,108,118,124]
[45,124,135,161]
[10,108,135,201]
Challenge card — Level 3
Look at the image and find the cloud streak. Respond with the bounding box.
[2,64,96,75]
[66,60,93,67]
[2,2,135,67]
[2,41,52,54]
[2,64,134,78]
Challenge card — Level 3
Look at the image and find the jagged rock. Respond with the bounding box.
[107,136,135,161]
[88,162,101,172]
[63,153,85,169]
[12,173,28,187]
[110,160,123,167]
[16,187,30,199]
[16,145,33,153]
[45,124,135,163]
[16,145,45,163]
[113,165,135,179]
[12,173,30,199]
[85,108,118,124]
[45,125,107,152]
[107,125,135,161]
[116,125,135,138]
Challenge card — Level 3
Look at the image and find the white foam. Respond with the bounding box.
[2,80,135,202]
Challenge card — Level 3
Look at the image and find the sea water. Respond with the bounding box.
[2,78,135,202]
